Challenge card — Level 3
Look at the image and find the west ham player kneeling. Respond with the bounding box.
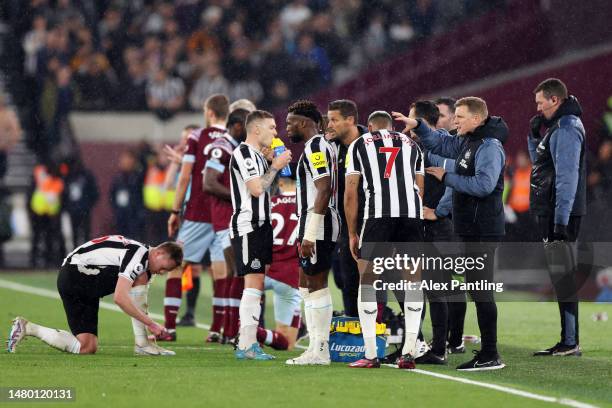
[7,236,182,356]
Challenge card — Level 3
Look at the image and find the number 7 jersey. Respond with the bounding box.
[296,135,341,242]
[346,129,424,220]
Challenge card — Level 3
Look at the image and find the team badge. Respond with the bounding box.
[251,258,261,269]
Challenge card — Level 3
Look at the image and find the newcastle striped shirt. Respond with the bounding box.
[230,142,271,238]
[346,130,424,219]
[296,135,341,242]
[61,235,150,297]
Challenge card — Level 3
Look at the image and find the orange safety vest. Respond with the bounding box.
[30,165,64,216]
[143,164,168,211]
[508,166,531,213]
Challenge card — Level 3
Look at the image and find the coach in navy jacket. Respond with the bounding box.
[393,97,507,371]
[529,79,586,357]
[412,114,508,237]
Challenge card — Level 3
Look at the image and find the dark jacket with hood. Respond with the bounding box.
[414,116,508,236]
[527,96,586,225]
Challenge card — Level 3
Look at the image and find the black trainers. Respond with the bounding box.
[381,349,402,364]
[415,350,447,365]
[177,314,195,327]
[456,350,505,371]
[533,342,582,356]
[447,341,466,354]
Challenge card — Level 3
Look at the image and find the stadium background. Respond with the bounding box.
[0,1,611,407]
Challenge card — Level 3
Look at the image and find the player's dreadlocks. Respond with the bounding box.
[288,100,323,127]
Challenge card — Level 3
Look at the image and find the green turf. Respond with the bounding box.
[0,272,610,408]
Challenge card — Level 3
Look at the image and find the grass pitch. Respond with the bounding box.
[0,272,610,408]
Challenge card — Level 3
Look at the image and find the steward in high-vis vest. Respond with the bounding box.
[143,152,171,245]
[30,164,64,216]
[28,163,66,267]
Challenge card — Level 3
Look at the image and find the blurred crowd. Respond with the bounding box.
[5,0,498,119]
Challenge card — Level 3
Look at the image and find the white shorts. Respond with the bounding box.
[264,276,301,327]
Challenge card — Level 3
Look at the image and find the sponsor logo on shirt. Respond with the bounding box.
[310,152,327,169]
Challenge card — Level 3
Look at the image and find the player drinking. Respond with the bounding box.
[230,110,291,360]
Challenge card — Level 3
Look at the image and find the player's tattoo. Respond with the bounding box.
[260,166,279,190]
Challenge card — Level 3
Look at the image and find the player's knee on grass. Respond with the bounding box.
[77,334,98,354]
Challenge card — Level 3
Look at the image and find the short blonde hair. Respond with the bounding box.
[455,97,488,119]
[230,99,256,113]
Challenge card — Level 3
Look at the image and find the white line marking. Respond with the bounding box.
[0,279,600,408]
[0,278,211,330]
[381,364,598,408]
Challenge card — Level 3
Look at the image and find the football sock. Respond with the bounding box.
[164,277,181,331]
[299,287,313,353]
[238,288,262,349]
[402,290,424,357]
[210,278,225,333]
[185,276,200,317]
[129,285,149,347]
[309,287,332,355]
[222,277,233,336]
[256,327,289,350]
[25,322,81,354]
[358,284,378,360]
[226,276,244,339]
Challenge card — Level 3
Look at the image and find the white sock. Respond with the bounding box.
[26,322,81,354]
[129,285,149,347]
[263,329,273,345]
[358,284,378,360]
[402,291,424,356]
[309,287,332,356]
[238,288,262,350]
[298,287,313,353]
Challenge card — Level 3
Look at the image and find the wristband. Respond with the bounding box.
[303,212,323,242]
[171,209,181,215]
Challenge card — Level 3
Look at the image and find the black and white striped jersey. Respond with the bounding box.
[229,142,271,238]
[61,235,150,297]
[346,130,424,220]
[296,135,341,242]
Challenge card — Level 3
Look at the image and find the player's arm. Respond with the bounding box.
[415,144,425,200]
[113,277,164,335]
[301,143,333,257]
[344,174,360,261]
[416,174,425,200]
[203,147,231,201]
[245,150,291,197]
[203,167,231,201]
[167,159,193,237]
[163,144,183,190]
[344,139,362,260]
